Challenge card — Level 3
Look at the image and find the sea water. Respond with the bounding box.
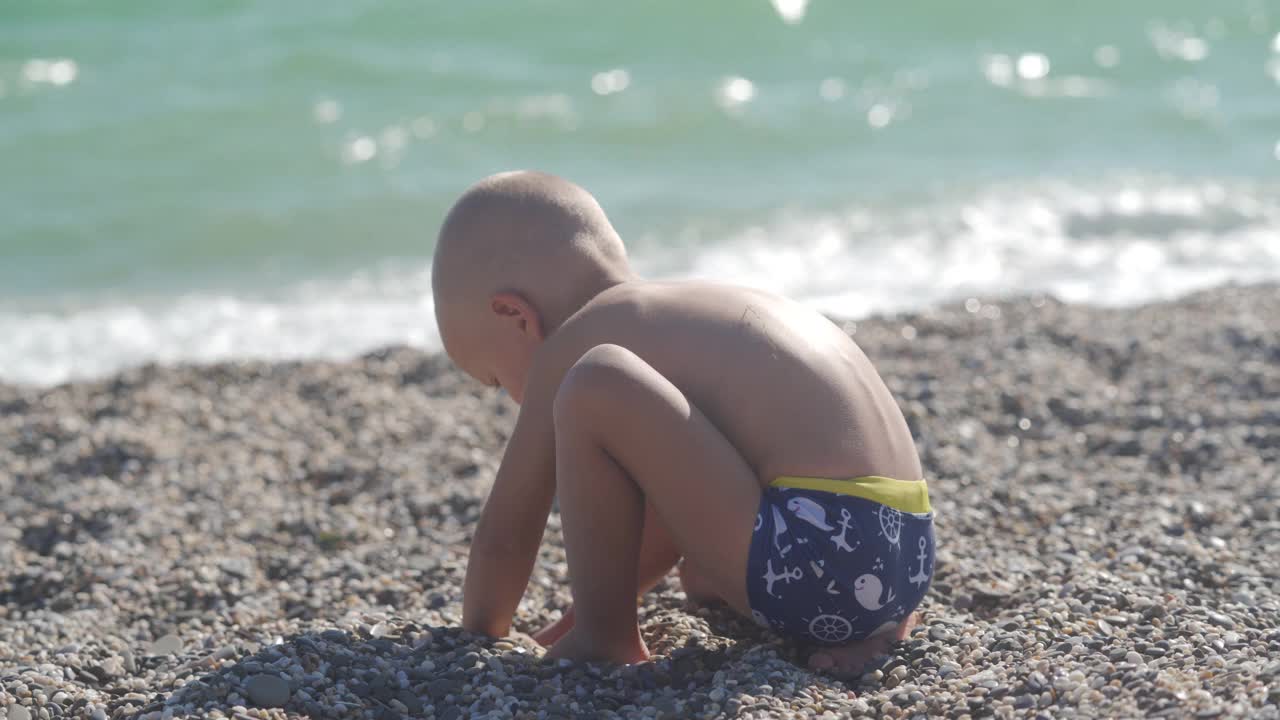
[2,0,1278,384]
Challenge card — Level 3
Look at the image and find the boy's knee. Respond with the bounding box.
[553,344,648,425]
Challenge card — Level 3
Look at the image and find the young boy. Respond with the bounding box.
[432,171,934,676]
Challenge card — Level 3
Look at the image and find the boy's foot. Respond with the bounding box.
[806,612,919,678]
[546,625,650,665]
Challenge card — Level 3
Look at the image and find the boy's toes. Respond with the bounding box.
[806,643,887,678]
[806,650,837,672]
[806,613,921,678]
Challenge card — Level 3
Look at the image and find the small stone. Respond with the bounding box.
[395,690,423,715]
[1125,651,1143,665]
[427,678,458,700]
[90,706,107,720]
[1206,612,1235,629]
[147,635,182,656]
[1028,672,1048,691]
[244,674,290,708]
[94,656,126,679]
[9,706,32,720]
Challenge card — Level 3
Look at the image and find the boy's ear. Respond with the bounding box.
[490,292,544,341]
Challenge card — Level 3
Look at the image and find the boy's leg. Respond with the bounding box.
[678,558,723,605]
[547,344,761,662]
[532,502,681,649]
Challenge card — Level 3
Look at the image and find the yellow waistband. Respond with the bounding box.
[771,475,932,515]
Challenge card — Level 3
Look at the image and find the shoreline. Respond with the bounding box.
[5,278,1277,390]
[2,283,1277,719]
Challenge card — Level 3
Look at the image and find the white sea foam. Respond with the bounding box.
[2,180,1276,386]
[668,179,1280,319]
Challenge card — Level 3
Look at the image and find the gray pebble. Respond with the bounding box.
[244,674,290,708]
[147,635,182,656]
[1206,612,1235,629]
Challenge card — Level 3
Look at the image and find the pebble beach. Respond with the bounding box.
[2,284,1277,719]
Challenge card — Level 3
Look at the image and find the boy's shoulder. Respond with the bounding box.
[570,279,785,324]
[536,279,822,379]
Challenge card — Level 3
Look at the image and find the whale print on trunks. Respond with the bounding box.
[786,496,835,531]
[853,573,896,611]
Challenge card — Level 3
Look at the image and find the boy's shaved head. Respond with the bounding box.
[433,171,632,340]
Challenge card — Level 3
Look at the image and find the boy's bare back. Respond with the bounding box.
[535,279,922,488]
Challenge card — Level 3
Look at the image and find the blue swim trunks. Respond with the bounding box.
[745,476,935,645]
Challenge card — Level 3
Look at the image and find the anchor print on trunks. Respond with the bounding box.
[771,506,792,557]
[762,559,802,598]
[853,573,896,611]
[754,512,763,533]
[830,508,858,552]
[878,505,903,548]
[786,496,835,531]
[908,536,932,587]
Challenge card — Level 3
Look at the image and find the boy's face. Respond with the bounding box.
[441,298,541,405]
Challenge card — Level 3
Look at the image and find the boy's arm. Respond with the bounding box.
[461,362,560,638]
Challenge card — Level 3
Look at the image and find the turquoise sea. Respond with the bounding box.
[2,0,1278,384]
